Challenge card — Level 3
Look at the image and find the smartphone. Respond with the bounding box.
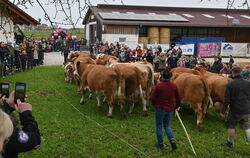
[14,82,26,103]
[0,83,9,98]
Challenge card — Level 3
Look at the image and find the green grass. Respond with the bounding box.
[1,66,249,158]
[23,29,84,39]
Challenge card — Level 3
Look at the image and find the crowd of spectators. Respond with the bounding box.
[89,42,250,80]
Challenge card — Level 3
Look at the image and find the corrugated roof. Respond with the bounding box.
[83,4,250,27]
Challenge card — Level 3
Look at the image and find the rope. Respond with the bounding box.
[42,72,150,158]
[175,110,197,156]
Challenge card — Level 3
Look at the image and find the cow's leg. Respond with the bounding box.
[214,102,222,113]
[120,104,126,119]
[128,103,135,114]
[142,98,148,116]
[193,103,204,130]
[96,95,101,108]
[80,94,85,104]
[107,105,114,118]
[102,97,106,103]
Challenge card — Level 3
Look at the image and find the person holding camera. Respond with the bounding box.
[0,91,41,157]
[150,69,181,150]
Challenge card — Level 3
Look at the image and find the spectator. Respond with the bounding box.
[158,53,167,72]
[242,66,250,80]
[61,44,70,64]
[0,91,41,157]
[167,53,179,69]
[209,56,223,74]
[229,55,234,69]
[150,69,181,150]
[220,63,231,78]
[189,56,198,68]
[136,46,143,61]
[220,66,250,148]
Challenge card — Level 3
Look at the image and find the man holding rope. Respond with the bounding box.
[220,66,250,148]
[150,69,181,150]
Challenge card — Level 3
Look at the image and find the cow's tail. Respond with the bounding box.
[200,76,211,114]
[133,67,147,99]
[74,61,82,92]
[113,66,125,101]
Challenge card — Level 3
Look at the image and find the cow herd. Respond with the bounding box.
[64,52,154,118]
[64,52,231,129]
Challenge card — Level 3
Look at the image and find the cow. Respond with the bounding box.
[171,67,201,75]
[172,73,211,129]
[119,62,154,115]
[64,62,74,83]
[96,54,119,65]
[194,66,231,112]
[78,64,125,117]
[73,57,96,92]
[110,63,149,115]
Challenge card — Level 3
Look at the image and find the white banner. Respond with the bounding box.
[176,44,195,55]
[221,43,248,57]
[147,44,169,54]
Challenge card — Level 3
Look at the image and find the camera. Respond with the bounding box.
[14,82,26,103]
[0,83,10,98]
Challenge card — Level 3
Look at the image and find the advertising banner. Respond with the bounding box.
[221,43,248,57]
[147,44,169,54]
[177,44,195,55]
[198,43,221,57]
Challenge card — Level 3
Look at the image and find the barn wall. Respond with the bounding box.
[102,33,139,48]
[0,17,14,43]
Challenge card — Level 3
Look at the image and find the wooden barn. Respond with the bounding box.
[0,0,39,42]
[83,4,250,47]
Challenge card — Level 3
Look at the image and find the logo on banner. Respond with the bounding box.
[223,44,233,50]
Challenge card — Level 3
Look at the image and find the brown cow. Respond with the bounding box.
[64,62,74,83]
[122,62,154,114]
[110,63,149,115]
[73,57,96,92]
[194,66,231,112]
[172,73,210,129]
[79,64,125,117]
[96,54,119,65]
[171,67,201,75]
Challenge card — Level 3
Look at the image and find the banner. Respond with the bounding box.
[147,44,169,54]
[176,44,195,55]
[221,43,248,57]
[198,43,221,57]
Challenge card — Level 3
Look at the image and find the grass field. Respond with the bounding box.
[0,66,249,158]
[23,29,84,39]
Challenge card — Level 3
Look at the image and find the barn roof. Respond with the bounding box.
[0,0,39,25]
[83,4,250,27]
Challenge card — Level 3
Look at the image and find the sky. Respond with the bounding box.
[17,0,248,28]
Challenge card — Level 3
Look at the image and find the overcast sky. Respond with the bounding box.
[18,0,247,28]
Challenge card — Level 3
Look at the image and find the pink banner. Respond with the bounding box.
[198,43,221,57]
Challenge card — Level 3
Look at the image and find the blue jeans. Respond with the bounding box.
[155,109,174,145]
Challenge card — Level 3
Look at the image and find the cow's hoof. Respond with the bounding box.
[80,101,85,105]
[97,106,101,110]
[107,114,113,118]
[143,111,148,117]
[197,125,204,132]
[120,113,127,119]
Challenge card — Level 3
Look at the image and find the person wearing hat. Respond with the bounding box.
[150,69,181,150]
[220,66,250,148]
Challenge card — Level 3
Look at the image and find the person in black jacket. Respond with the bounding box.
[0,91,41,157]
[220,66,250,148]
[209,56,223,74]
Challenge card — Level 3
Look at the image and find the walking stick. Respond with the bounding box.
[175,110,197,156]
